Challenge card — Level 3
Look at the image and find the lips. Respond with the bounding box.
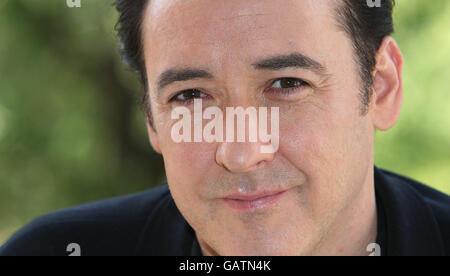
[222,189,288,211]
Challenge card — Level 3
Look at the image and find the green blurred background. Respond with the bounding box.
[0,0,449,245]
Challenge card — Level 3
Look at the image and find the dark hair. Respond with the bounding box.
[114,0,151,122]
[336,0,395,115]
[115,0,395,123]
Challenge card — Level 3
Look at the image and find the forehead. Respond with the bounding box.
[142,0,342,78]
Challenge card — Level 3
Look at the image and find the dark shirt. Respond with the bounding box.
[1,167,449,256]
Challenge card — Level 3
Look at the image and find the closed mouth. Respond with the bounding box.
[222,189,289,210]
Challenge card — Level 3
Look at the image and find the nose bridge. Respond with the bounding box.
[214,53,275,173]
[217,47,256,104]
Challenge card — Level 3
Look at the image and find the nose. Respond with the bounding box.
[213,85,277,173]
[216,140,275,173]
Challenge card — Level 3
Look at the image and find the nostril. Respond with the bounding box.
[215,141,275,173]
[256,160,265,167]
[250,160,267,171]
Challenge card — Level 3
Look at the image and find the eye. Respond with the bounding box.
[169,89,209,104]
[267,78,309,96]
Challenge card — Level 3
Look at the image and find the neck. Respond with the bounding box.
[311,165,378,256]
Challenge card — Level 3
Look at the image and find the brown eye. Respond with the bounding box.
[266,78,309,98]
[170,89,208,103]
[271,78,307,89]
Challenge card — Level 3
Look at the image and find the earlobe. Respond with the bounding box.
[372,36,404,131]
[146,116,162,154]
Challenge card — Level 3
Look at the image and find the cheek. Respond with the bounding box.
[159,134,220,215]
[278,94,373,211]
[162,142,216,186]
[153,110,217,186]
[279,109,343,181]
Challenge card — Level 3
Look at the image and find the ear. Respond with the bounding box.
[146,115,162,154]
[372,36,404,131]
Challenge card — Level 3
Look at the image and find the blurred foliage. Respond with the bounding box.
[0,0,449,245]
[375,0,450,195]
[0,0,166,244]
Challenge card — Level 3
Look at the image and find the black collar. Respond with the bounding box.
[133,190,201,256]
[374,167,445,255]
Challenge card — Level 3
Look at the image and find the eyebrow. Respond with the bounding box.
[156,52,327,95]
[252,52,327,75]
[157,68,213,93]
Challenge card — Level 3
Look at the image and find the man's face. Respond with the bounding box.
[142,0,376,255]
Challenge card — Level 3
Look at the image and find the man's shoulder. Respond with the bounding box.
[37,184,171,223]
[376,167,450,255]
[0,185,171,256]
[379,168,450,219]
